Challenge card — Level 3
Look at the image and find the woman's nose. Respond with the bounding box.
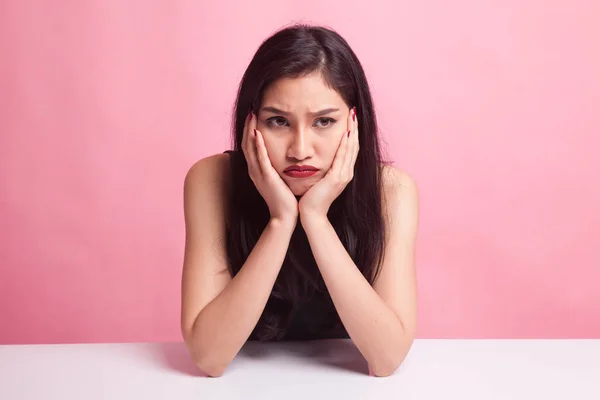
[287,131,313,161]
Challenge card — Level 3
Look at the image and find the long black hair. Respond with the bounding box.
[226,24,388,340]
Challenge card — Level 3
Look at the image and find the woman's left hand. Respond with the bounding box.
[299,107,359,220]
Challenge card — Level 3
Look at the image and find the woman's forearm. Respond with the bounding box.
[301,215,411,377]
[189,218,296,376]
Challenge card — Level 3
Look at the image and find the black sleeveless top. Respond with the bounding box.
[223,150,349,341]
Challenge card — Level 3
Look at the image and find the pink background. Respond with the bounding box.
[1,1,599,344]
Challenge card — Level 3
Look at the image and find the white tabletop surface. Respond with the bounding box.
[1,339,599,399]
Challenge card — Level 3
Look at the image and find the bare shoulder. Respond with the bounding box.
[182,152,232,255]
[380,164,419,233]
[182,152,232,247]
[184,153,231,193]
[381,164,419,199]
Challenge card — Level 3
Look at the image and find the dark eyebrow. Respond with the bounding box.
[261,107,340,117]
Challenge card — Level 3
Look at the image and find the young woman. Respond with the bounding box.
[180,24,419,377]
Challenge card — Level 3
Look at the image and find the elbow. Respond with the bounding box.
[182,325,229,377]
[183,334,230,377]
[369,338,414,377]
[195,357,229,377]
[189,346,231,377]
[369,359,402,377]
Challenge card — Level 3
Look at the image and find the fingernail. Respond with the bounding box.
[352,107,356,121]
[254,129,257,137]
[347,130,351,137]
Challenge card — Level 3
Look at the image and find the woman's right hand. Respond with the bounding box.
[242,110,298,224]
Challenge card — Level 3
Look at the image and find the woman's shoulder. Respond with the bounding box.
[380,164,419,221]
[185,151,234,180]
[183,152,233,205]
[381,164,417,193]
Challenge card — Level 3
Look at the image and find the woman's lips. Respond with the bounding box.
[283,165,319,178]
[284,170,318,178]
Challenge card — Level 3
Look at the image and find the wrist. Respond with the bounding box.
[298,203,327,219]
[299,211,329,228]
[268,216,298,232]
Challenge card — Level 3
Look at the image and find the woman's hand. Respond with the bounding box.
[299,107,359,220]
[242,110,299,224]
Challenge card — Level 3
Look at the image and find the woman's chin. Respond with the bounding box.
[291,187,309,197]
[287,182,313,197]
[280,175,318,197]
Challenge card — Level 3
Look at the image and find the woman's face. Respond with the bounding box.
[256,73,352,196]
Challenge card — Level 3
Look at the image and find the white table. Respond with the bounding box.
[1,339,599,399]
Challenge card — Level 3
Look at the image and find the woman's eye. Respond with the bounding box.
[267,117,289,127]
[265,117,336,128]
[315,118,336,128]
